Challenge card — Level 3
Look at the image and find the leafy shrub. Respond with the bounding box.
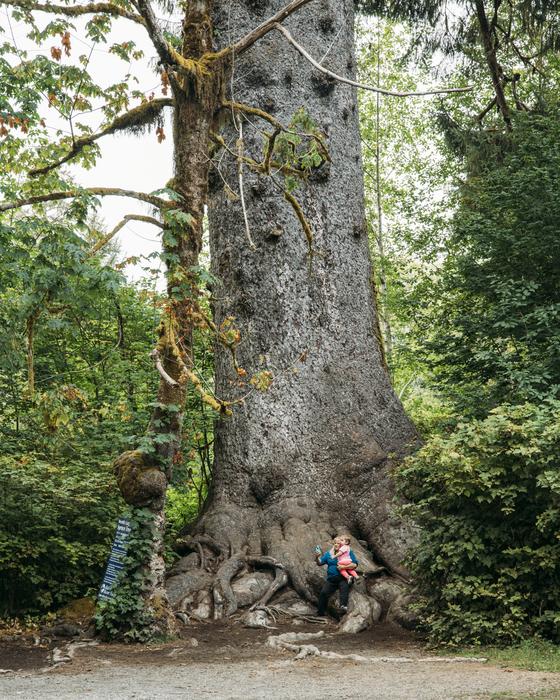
[398,400,560,646]
[165,487,201,539]
[0,453,121,615]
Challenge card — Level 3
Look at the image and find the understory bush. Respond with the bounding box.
[0,454,121,615]
[398,400,560,646]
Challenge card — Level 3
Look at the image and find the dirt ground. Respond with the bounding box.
[1,621,559,700]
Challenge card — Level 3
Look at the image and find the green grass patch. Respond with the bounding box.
[484,691,560,700]
[453,638,560,673]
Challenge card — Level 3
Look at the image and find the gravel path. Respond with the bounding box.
[2,656,560,700]
[2,623,559,700]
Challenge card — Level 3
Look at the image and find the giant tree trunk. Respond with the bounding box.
[168,0,419,629]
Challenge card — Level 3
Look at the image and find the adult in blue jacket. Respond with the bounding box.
[315,535,358,615]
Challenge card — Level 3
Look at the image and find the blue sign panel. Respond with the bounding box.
[98,517,132,602]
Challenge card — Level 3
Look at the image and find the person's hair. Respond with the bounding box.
[337,535,351,545]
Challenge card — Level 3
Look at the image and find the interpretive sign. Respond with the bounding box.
[98,517,132,602]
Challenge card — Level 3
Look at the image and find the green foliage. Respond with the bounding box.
[0,202,214,617]
[358,13,560,650]
[94,507,160,642]
[427,110,560,412]
[2,0,560,650]
[400,381,455,439]
[268,107,328,194]
[0,208,163,616]
[0,453,120,615]
[165,487,201,544]
[357,15,461,423]
[398,401,560,646]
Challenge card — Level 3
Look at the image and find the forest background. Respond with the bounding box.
[1,0,559,649]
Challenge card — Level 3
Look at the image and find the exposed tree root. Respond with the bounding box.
[266,632,489,664]
[166,500,414,633]
[214,554,246,617]
[253,605,328,625]
[249,557,289,610]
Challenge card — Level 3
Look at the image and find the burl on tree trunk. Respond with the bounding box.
[167,0,419,632]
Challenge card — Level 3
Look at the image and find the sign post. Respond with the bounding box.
[98,517,132,602]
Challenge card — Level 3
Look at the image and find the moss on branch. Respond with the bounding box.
[30,99,173,177]
[0,0,145,24]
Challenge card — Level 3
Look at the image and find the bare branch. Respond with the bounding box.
[284,188,313,251]
[229,0,315,57]
[275,24,473,98]
[473,0,511,128]
[475,97,497,123]
[0,187,168,213]
[150,348,179,386]
[509,39,547,78]
[135,0,174,65]
[0,0,145,25]
[235,119,256,250]
[29,98,173,177]
[88,213,163,256]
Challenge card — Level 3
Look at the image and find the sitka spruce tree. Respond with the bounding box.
[170,0,468,631]
[177,0,421,629]
[1,0,468,637]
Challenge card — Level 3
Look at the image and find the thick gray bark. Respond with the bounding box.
[169,0,419,627]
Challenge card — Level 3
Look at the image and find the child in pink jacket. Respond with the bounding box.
[334,536,359,582]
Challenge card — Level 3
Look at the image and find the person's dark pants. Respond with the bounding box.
[317,574,349,615]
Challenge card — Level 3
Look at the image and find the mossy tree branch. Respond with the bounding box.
[29,98,173,177]
[283,188,313,252]
[88,214,163,257]
[151,316,232,415]
[0,187,168,213]
[0,0,145,25]
[222,100,330,163]
[210,132,319,178]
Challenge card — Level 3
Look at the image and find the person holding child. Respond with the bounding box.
[315,535,359,616]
